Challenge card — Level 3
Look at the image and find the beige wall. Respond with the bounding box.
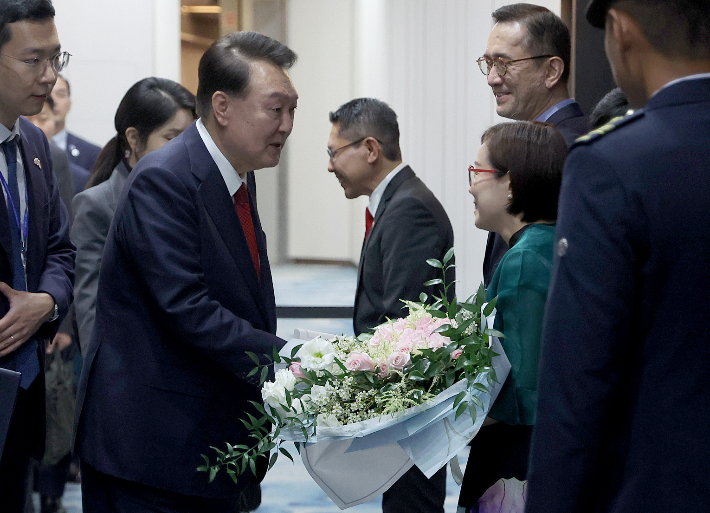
[286,0,561,295]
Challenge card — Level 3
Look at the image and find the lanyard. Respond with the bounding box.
[0,161,30,261]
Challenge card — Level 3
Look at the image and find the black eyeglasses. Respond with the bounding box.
[1,51,71,74]
[327,136,382,160]
[476,55,553,76]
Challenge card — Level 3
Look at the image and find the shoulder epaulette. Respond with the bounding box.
[573,109,644,146]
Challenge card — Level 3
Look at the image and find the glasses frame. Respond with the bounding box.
[476,54,554,77]
[327,136,383,161]
[468,166,498,186]
[0,51,71,74]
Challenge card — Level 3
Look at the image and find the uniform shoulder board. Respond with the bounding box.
[573,109,644,146]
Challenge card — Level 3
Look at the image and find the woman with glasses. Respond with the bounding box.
[458,121,566,513]
[71,77,196,354]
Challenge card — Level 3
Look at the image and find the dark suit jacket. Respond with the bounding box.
[74,123,284,499]
[482,101,589,287]
[65,132,101,172]
[354,166,454,335]
[526,77,710,513]
[0,118,75,449]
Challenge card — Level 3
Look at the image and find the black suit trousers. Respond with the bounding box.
[0,377,44,513]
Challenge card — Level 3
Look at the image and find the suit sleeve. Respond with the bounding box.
[113,165,283,381]
[71,190,110,354]
[37,136,75,335]
[525,147,643,512]
[378,196,453,321]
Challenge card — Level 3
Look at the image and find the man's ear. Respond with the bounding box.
[211,91,231,127]
[364,136,381,165]
[607,8,642,56]
[544,56,565,89]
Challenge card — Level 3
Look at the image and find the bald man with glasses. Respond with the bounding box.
[0,1,75,512]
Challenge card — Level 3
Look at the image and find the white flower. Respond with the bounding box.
[261,381,287,409]
[317,413,342,427]
[274,368,297,391]
[310,384,330,405]
[296,337,337,371]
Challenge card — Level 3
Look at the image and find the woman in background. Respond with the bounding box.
[458,121,567,513]
[72,77,196,354]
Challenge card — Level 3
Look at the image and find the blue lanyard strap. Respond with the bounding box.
[0,152,30,253]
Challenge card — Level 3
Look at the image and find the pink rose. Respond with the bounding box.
[345,352,375,372]
[377,362,390,378]
[395,339,414,353]
[451,348,463,360]
[414,316,436,332]
[387,351,411,370]
[427,332,450,350]
[289,361,305,379]
[369,332,383,347]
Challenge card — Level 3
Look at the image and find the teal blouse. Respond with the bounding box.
[487,224,556,425]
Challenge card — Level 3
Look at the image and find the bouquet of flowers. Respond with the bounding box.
[199,249,511,508]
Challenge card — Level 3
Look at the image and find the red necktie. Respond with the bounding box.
[234,184,261,279]
[365,208,374,240]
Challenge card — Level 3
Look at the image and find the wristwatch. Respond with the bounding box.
[48,301,59,322]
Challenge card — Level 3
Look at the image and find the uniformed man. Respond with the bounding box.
[526,1,710,512]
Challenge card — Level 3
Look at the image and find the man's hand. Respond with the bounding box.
[47,332,72,355]
[0,282,55,357]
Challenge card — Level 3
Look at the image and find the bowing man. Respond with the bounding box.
[74,31,298,513]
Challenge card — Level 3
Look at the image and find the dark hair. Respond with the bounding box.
[87,77,196,188]
[0,0,55,50]
[612,0,710,60]
[196,31,297,119]
[56,74,70,96]
[492,3,571,84]
[589,87,631,128]
[329,98,401,162]
[481,121,566,223]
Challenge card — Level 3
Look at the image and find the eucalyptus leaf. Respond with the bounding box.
[246,351,260,365]
[426,258,443,269]
[443,247,455,265]
[424,278,443,286]
[209,466,218,483]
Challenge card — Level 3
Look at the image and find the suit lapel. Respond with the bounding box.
[186,128,270,324]
[355,166,415,304]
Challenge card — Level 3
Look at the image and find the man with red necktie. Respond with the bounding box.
[74,31,297,513]
[327,98,455,513]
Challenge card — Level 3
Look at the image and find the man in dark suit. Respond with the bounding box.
[0,2,75,512]
[478,3,589,285]
[526,1,710,512]
[50,74,101,172]
[328,98,454,513]
[74,31,297,513]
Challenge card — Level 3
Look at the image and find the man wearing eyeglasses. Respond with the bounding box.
[0,1,75,512]
[328,98,454,513]
[480,3,588,287]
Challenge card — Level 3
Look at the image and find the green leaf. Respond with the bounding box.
[227,468,238,484]
[279,447,295,462]
[246,351,261,365]
[249,457,257,477]
[483,296,498,316]
[419,292,428,303]
[443,247,455,265]
[210,446,226,458]
[269,452,278,470]
[247,366,259,377]
[260,366,269,384]
[485,329,505,338]
[455,402,467,419]
[196,465,208,473]
[408,370,426,381]
[209,466,219,482]
[290,344,303,358]
[473,383,489,394]
[453,391,467,408]
[471,395,485,410]
[426,258,443,269]
[476,282,486,304]
[429,309,446,318]
[423,278,443,286]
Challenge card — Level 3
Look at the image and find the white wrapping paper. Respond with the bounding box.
[279,313,511,509]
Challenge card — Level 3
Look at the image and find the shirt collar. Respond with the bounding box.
[0,121,20,144]
[536,98,576,123]
[368,162,406,216]
[52,129,68,151]
[652,72,710,98]
[196,118,244,196]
